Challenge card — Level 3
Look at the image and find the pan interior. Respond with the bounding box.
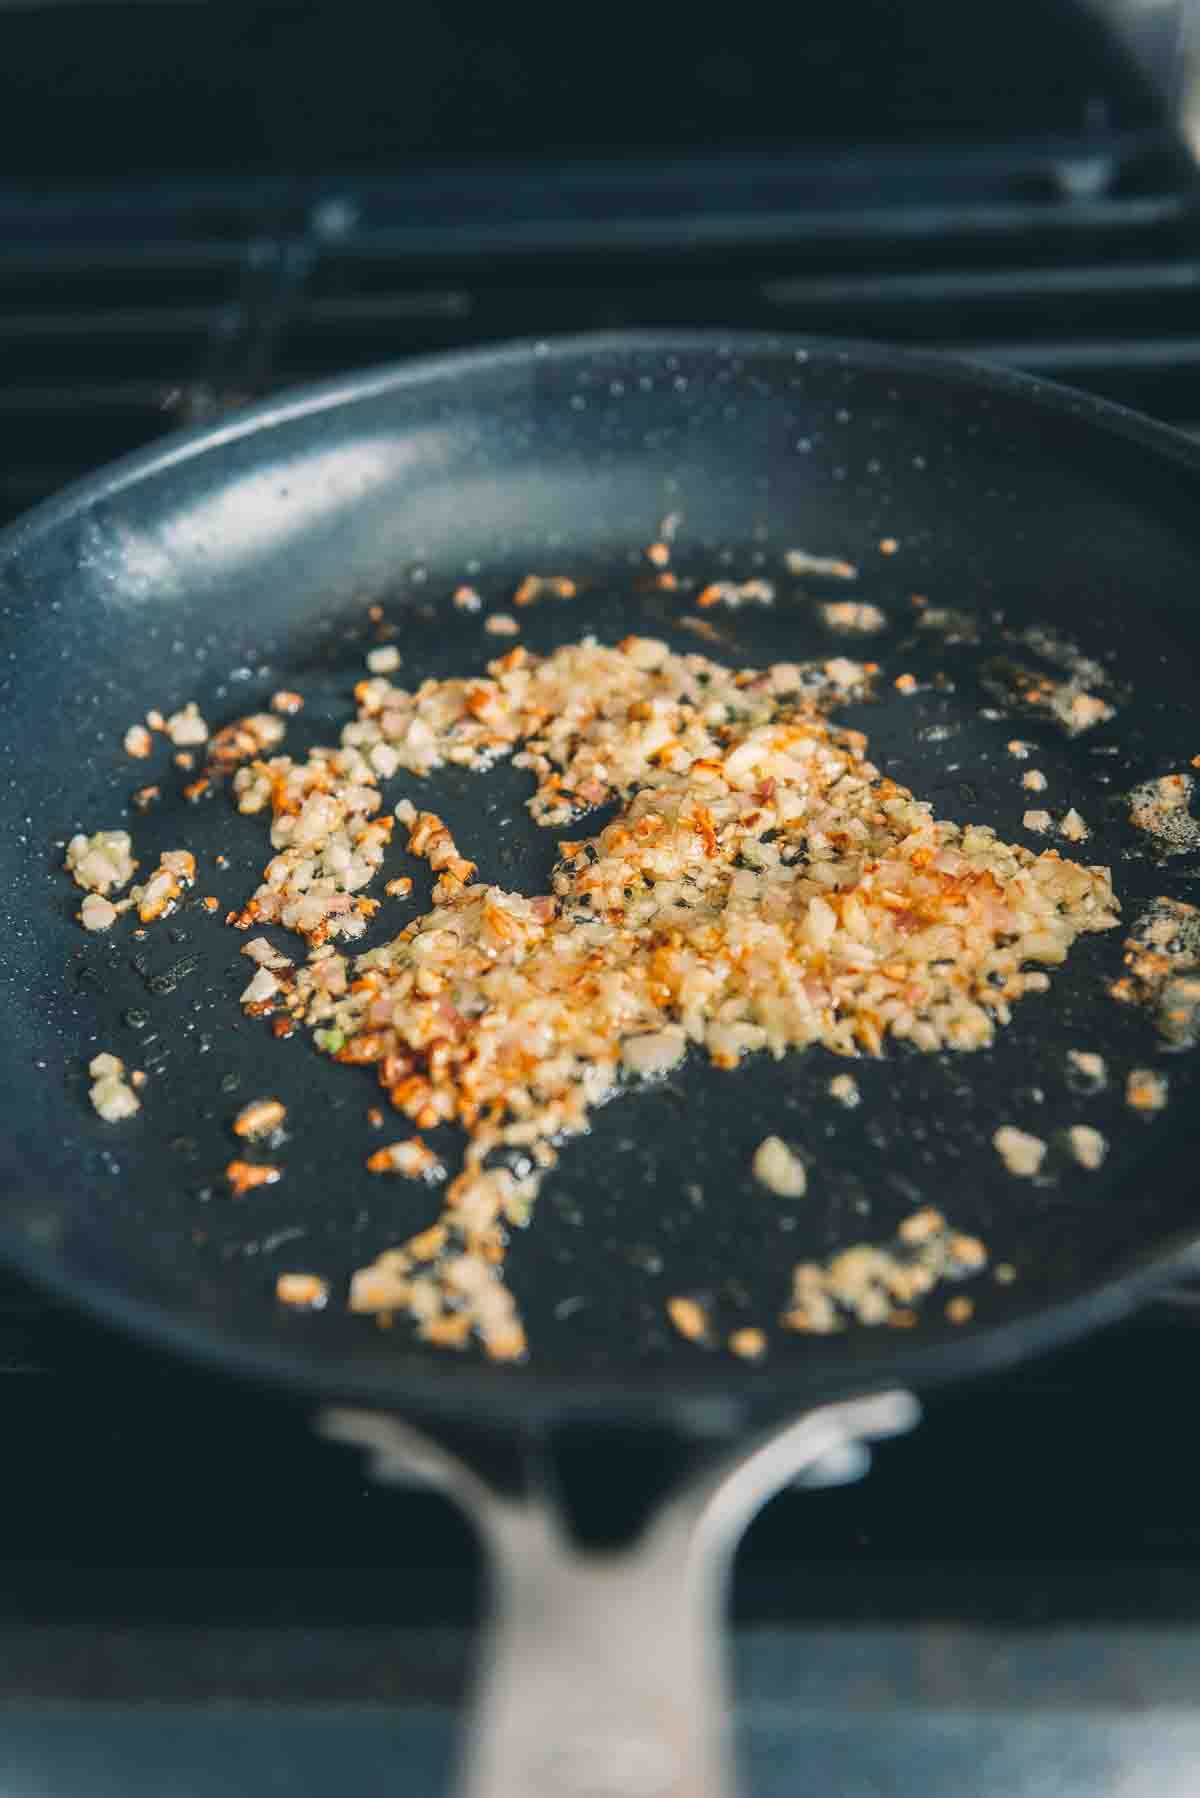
[0,336,1198,1417]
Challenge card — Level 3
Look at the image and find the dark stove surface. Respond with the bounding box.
[2,1274,1200,1795]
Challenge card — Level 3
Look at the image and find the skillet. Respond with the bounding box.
[1,333,1198,1795]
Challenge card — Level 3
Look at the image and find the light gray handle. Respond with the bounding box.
[320,1391,919,1798]
[464,1496,729,1798]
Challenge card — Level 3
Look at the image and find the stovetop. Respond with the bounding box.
[4,5,1200,1792]
[4,1279,1200,1796]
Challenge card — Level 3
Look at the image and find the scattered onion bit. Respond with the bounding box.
[993,1125,1046,1178]
[366,1136,444,1180]
[206,712,286,776]
[88,1052,141,1121]
[65,829,137,896]
[271,690,304,716]
[165,702,208,747]
[666,1296,710,1343]
[484,613,520,637]
[645,541,671,568]
[751,1135,807,1198]
[79,893,119,932]
[124,724,152,759]
[821,601,886,634]
[1128,772,1200,855]
[513,574,577,607]
[1067,1123,1107,1170]
[1067,1048,1107,1091]
[132,785,161,811]
[453,585,482,612]
[894,672,918,695]
[276,1273,328,1310]
[233,1097,287,1140]
[879,537,899,555]
[133,849,196,923]
[696,579,774,610]
[785,548,857,580]
[1126,1068,1168,1113]
[728,1327,767,1360]
[225,1160,282,1196]
[945,1296,974,1324]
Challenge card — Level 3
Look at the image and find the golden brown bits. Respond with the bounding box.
[366,1137,444,1180]
[484,613,520,636]
[232,1097,287,1140]
[270,690,305,715]
[879,537,899,555]
[276,1273,328,1309]
[645,541,671,568]
[513,574,577,606]
[366,1106,384,1129]
[948,1233,986,1270]
[666,1296,710,1343]
[225,1160,282,1196]
[945,1296,974,1324]
[124,724,153,758]
[893,672,918,695]
[728,1327,767,1360]
[202,895,219,912]
[898,1207,946,1245]
[132,784,161,810]
[453,584,482,612]
[405,1223,448,1262]
[1126,1067,1168,1112]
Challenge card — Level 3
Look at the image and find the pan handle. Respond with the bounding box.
[321,1391,918,1798]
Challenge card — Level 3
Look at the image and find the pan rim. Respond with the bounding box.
[3,327,1200,1426]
